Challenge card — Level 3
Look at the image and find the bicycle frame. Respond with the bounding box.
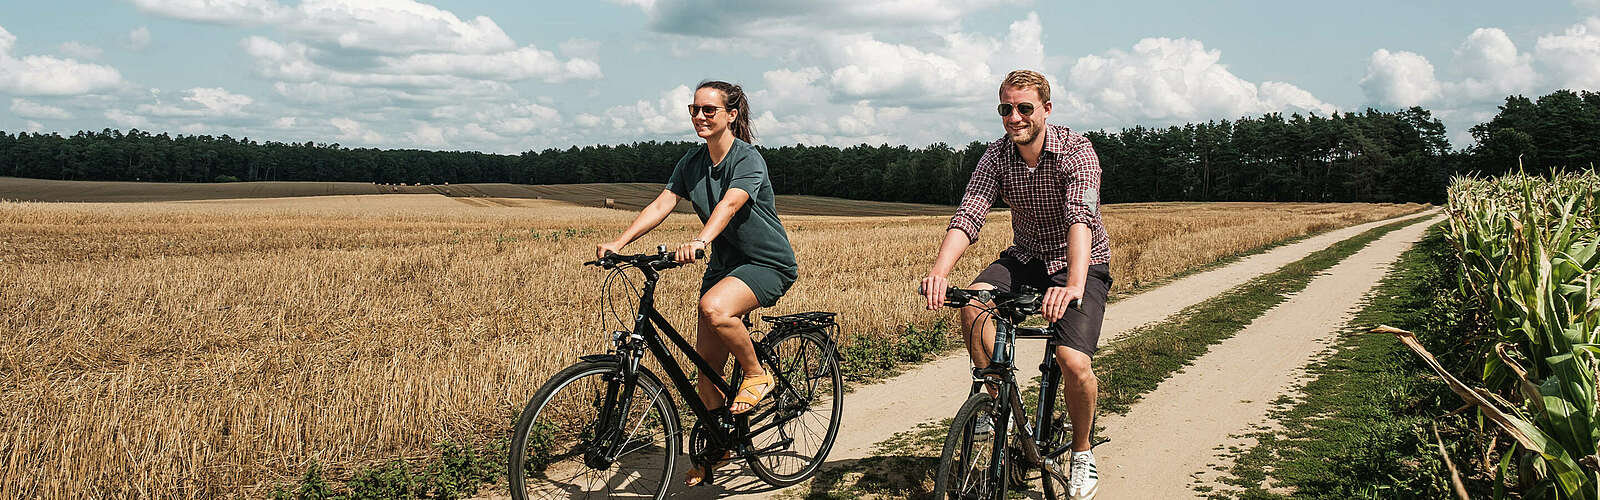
[597,261,805,463]
[969,320,1074,489]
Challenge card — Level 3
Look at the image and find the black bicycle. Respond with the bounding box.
[931,286,1100,499]
[507,247,843,499]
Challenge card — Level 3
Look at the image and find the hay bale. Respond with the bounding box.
[604,198,616,209]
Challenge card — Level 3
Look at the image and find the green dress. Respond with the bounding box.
[666,139,798,307]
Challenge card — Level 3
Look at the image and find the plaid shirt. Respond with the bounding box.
[949,123,1111,274]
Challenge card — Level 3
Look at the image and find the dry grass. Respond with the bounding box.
[0,194,1425,497]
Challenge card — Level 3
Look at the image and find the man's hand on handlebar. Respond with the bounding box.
[1042,286,1084,322]
[918,275,950,311]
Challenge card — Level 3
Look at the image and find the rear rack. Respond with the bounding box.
[762,311,837,329]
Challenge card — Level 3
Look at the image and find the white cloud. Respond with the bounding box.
[136,87,254,117]
[407,123,446,147]
[1447,28,1537,103]
[825,33,993,105]
[0,25,123,96]
[286,0,514,54]
[588,85,696,140]
[1535,17,1600,91]
[129,0,289,24]
[1361,48,1441,107]
[626,0,1013,37]
[24,120,43,132]
[272,116,297,128]
[58,42,102,59]
[377,45,602,83]
[105,109,154,129]
[136,0,515,54]
[128,27,152,50]
[835,100,908,141]
[330,117,384,144]
[1062,37,1336,128]
[11,98,73,120]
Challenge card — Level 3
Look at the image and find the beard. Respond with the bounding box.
[1007,121,1041,145]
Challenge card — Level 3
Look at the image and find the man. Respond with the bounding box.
[920,69,1112,499]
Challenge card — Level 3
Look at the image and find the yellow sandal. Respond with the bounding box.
[731,372,774,415]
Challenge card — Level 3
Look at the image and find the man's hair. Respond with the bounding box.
[1000,70,1051,103]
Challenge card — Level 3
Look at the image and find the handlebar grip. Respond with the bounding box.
[1069,298,1083,310]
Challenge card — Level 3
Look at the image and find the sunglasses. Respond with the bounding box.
[997,102,1036,117]
[687,105,726,117]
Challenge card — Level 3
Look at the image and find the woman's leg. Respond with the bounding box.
[695,276,765,412]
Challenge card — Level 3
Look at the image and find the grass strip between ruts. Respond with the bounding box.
[784,213,1438,499]
[1201,223,1484,499]
[1092,214,1431,416]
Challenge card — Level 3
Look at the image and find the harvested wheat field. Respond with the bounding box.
[0,193,1425,497]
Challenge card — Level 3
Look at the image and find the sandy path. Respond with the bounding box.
[479,210,1437,499]
[660,210,1439,499]
[1091,214,1442,499]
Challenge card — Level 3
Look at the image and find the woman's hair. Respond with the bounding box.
[697,80,755,144]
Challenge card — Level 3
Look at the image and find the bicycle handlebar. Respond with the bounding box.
[585,247,705,270]
[933,286,1082,312]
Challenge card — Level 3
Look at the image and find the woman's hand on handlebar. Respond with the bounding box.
[676,239,707,264]
[919,275,949,311]
[596,240,624,260]
[1042,285,1084,322]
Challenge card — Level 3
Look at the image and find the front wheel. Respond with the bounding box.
[507,359,679,500]
[934,392,1009,499]
[744,330,844,487]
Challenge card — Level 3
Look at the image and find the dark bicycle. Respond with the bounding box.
[507,246,843,499]
[931,286,1101,499]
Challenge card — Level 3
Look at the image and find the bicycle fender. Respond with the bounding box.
[580,353,618,363]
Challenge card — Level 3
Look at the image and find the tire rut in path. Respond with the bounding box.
[672,210,1439,499]
[1091,214,1443,500]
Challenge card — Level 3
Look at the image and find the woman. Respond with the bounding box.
[595,80,799,485]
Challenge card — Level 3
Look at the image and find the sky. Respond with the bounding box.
[1,0,1597,154]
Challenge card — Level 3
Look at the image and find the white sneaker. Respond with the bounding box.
[972,413,993,439]
[1069,450,1099,499]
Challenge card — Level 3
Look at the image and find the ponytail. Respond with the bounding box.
[697,80,755,144]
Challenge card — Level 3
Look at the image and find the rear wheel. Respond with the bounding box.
[508,360,678,500]
[934,392,1009,499]
[744,330,844,487]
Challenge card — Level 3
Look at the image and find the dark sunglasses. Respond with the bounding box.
[687,105,726,117]
[997,102,1036,117]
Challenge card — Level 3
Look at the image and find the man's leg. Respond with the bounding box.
[1054,346,1097,451]
[960,282,998,371]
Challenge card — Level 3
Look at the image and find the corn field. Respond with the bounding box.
[1442,170,1600,498]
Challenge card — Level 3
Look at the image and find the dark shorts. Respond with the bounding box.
[972,256,1112,357]
[701,264,797,308]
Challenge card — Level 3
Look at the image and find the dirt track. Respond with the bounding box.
[644,210,1441,499]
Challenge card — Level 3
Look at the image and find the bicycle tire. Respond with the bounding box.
[934,391,1009,500]
[744,330,843,487]
[508,359,679,500]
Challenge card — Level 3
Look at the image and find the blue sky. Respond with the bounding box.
[2,0,1597,153]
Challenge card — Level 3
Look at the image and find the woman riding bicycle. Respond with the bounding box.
[595,80,799,486]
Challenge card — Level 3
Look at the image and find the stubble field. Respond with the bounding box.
[0,193,1425,497]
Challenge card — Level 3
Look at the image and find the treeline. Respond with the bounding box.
[3,90,1597,204]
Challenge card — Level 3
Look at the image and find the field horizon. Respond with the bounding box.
[0,176,966,217]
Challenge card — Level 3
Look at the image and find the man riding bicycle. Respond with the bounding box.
[919,69,1112,500]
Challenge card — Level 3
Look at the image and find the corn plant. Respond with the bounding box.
[1427,170,1600,498]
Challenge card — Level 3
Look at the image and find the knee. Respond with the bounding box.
[698,299,741,329]
[1056,351,1095,382]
